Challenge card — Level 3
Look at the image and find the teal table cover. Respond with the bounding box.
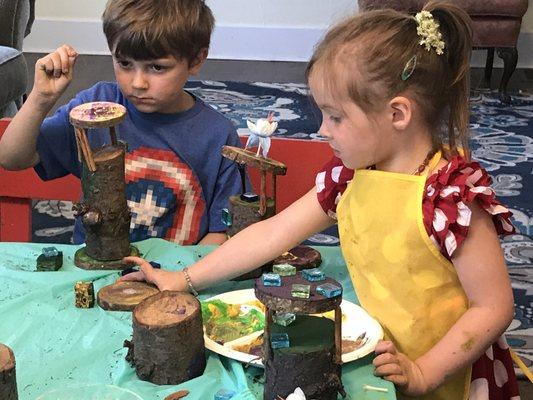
[0,238,396,400]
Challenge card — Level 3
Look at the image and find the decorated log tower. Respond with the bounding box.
[255,271,345,400]
[69,101,138,269]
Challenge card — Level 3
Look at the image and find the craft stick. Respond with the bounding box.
[74,131,83,163]
[271,174,277,205]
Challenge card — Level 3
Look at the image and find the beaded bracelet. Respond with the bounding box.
[182,267,199,297]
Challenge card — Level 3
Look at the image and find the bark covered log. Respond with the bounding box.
[79,145,131,261]
[128,291,206,384]
[0,344,17,400]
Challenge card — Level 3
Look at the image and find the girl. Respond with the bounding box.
[121,2,520,398]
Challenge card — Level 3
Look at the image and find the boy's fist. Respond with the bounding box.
[33,44,78,104]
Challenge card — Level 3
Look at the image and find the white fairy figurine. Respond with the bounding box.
[245,112,278,158]
[285,387,306,400]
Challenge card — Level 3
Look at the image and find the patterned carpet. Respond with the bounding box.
[31,81,533,372]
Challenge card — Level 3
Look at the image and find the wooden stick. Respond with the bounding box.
[109,126,118,146]
[259,170,267,216]
[265,307,273,362]
[271,174,277,206]
[335,306,342,365]
[74,126,96,172]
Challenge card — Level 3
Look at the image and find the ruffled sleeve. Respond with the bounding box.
[315,156,354,219]
[422,156,515,259]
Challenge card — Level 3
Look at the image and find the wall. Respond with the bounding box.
[25,0,533,67]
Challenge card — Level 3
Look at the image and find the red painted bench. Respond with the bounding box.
[0,118,331,242]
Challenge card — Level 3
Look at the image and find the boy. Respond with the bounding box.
[0,0,243,245]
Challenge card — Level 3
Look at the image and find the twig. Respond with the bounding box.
[362,384,389,393]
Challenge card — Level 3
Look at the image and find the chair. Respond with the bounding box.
[0,118,332,241]
[0,0,35,118]
[357,0,529,103]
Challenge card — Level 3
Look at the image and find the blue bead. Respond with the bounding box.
[271,332,290,349]
[262,273,282,286]
[301,268,326,282]
[42,246,59,257]
[316,283,342,298]
[221,208,232,227]
[214,389,236,400]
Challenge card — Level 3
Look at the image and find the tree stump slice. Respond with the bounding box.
[97,281,159,311]
[255,272,342,314]
[69,102,126,129]
[221,146,287,175]
[74,245,139,270]
[272,245,322,270]
[129,291,206,384]
[0,344,17,400]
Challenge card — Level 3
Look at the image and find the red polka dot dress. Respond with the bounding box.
[316,156,520,400]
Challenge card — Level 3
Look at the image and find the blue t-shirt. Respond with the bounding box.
[35,82,244,245]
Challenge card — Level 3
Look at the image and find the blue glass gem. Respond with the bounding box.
[221,208,232,227]
[240,191,259,202]
[291,284,310,299]
[301,268,326,282]
[42,246,59,257]
[316,282,343,298]
[214,389,236,400]
[262,273,281,287]
[272,263,296,276]
[271,332,290,349]
[273,312,296,327]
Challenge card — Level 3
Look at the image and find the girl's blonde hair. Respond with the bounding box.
[306,1,473,157]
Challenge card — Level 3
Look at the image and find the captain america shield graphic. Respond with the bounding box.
[125,147,205,244]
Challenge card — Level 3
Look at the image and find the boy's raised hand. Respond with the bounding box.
[33,44,78,107]
[119,256,186,292]
[373,340,429,396]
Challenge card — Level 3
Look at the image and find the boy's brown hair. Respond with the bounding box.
[102,0,215,65]
[307,1,473,157]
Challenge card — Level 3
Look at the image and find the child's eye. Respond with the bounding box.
[329,115,342,124]
[116,60,131,69]
[150,64,167,72]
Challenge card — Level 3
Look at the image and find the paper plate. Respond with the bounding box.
[203,288,383,367]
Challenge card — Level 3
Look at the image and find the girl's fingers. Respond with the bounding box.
[374,340,397,355]
[373,351,398,367]
[382,374,408,387]
[374,362,403,377]
[118,270,146,282]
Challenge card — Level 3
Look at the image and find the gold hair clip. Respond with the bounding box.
[415,11,445,55]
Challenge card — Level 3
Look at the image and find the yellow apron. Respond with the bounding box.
[337,154,471,400]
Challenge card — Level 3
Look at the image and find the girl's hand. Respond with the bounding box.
[119,256,186,292]
[373,340,429,396]
[32,44,78,108]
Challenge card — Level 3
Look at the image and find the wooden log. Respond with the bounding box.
[79,145,131,261]
[97,281,159,311]
[227,195,275,237]
[128,291,206,384]
[264,316,343,400]
[0,344,17,400]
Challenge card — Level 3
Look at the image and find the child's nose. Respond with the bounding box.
[318,122,332,140]
[131,71,148,90]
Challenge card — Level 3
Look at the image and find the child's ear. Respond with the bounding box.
[188,48,209,75]
[388,96,412,131]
